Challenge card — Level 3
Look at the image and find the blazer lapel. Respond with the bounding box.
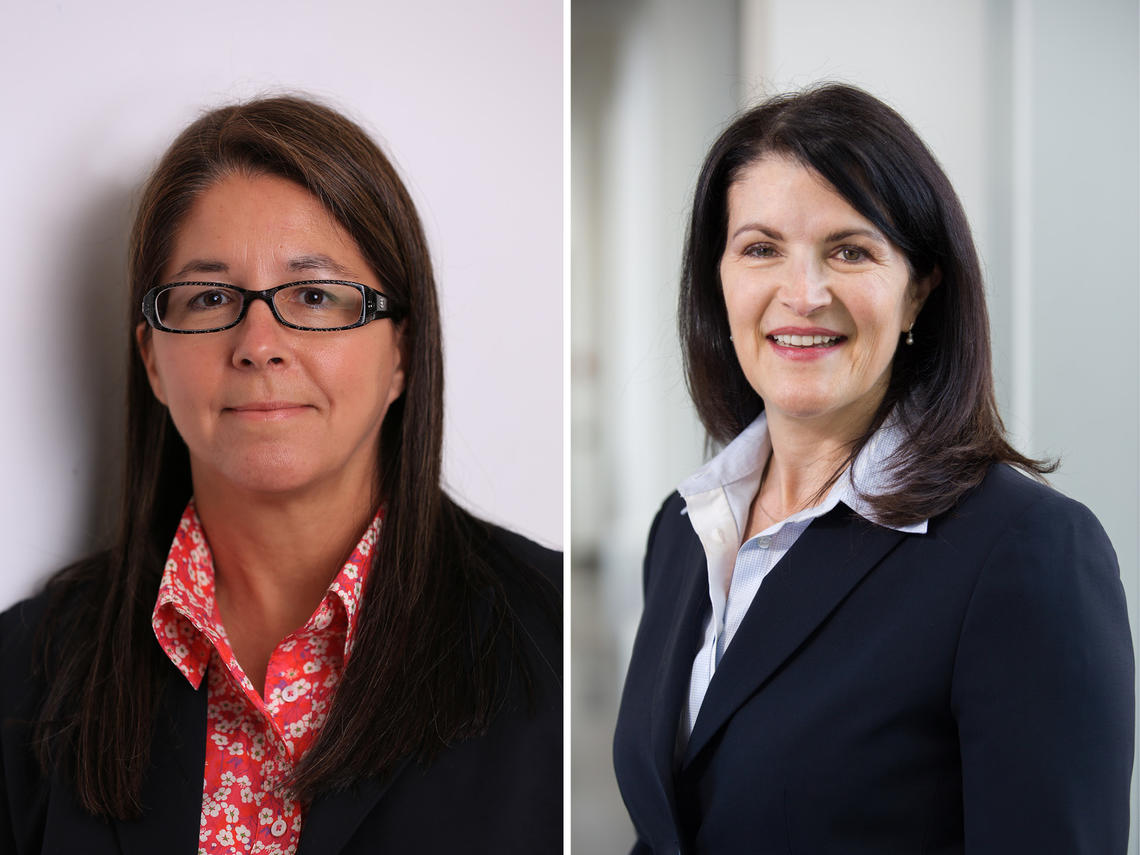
[114,667,207,855]
[297,757,411,854]
[682,507,906,768]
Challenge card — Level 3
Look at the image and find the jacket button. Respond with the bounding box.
[271,818,287,837]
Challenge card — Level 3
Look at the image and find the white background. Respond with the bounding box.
[0,0,563,610]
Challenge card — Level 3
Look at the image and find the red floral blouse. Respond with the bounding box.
[151,502,379,855]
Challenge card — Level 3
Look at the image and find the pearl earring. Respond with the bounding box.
[905,324,915,346]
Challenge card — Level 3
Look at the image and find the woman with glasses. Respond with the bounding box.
[0,97,560,854]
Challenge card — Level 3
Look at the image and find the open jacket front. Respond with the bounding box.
[613,465,1133,855]
[1,530,562,855]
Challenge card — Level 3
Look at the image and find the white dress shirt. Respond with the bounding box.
[677,412,928,746]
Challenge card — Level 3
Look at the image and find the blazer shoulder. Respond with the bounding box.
[0,591,49,662]
[647,491,698,554]
[654,491,687,524]
[0,585,61,707]
[967,462,1083,511]
[484,524,562,595]
[0,564,109,695]
[638,491,699,597]
[950,463,1112,550]
[957,465,1108,538]
[945,460,1121,588]
[479,523,562,688]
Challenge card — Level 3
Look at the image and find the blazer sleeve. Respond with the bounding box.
[623,492,685,855]
[0,594,56,855]
[950,488,1134,853]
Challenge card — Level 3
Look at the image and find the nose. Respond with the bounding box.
[231,299,290,369]
[780,256,831,316]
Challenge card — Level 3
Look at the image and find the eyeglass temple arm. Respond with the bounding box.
[365,291,401,321]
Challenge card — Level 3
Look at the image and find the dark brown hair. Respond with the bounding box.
[680,83,1051,524]
[36,95,556,817]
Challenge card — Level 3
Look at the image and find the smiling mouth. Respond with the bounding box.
[769,333,845,348]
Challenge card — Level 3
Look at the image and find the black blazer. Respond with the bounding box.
[0,528,561,855]
[614,464,1133,854]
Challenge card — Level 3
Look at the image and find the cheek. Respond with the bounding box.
[721,279,763,335]
[149,343,216,410]
[850,293,905,371]
[311,334,401,411]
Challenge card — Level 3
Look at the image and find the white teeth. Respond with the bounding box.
[772,334,840,347]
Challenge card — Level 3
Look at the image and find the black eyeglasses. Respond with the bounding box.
[141,280,399,333]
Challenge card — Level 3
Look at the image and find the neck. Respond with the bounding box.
[748,401,880,537]
[192,470,376,694]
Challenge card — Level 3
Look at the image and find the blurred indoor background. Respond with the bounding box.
[571,0,1139,851]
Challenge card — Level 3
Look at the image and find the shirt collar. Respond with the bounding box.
[678,411,928,548]
[151,501,381,688]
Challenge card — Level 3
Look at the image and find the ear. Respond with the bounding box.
[135,322,168,406]
[385,322,407,408]
[906,266,940,329]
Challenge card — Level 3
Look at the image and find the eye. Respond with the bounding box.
[836,246,870,263]
[299,288,330,306]
[286,287,340,309]
[743,243,778,259]
[187,288,236,310]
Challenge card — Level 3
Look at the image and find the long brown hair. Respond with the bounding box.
[680,84,1052,524]
[35,95,556,817]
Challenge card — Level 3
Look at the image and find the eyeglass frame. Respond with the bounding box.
[140,279,401,334]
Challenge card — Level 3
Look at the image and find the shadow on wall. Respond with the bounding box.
[61,181,134,559]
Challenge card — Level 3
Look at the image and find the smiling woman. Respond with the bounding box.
[0,97,561,855]
[613,84,1132,854]
[719,155,933,456]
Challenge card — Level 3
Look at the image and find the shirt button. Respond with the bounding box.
[271,818,287,837]
[756,536,772,549]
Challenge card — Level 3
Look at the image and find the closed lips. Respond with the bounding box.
[227,401,307,410]
[224,402,312,415]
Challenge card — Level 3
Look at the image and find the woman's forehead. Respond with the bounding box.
[163,174,374,286]
[726,156,881,236]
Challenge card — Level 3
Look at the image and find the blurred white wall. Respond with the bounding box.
[0,0,563,611]
[572,0,735,688]
[572,1,739,848]
[573,0,1139,850]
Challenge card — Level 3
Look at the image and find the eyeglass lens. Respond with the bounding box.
[155,284,365,331]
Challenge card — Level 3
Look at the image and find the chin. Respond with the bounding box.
[759,389,838,421]
[208,447,331,497]
[229,467,322,496]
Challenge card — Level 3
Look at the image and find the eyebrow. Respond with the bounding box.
[728,223,888,245]
[729,223,785,242]
[170,258,229,278]
[287,254,355,276]
[169,254,355,280]
[822,227,887,245]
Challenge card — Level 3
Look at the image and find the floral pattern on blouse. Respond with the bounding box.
[152,501,379,855]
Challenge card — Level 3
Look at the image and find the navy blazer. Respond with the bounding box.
[614,464,1133,854]
[0,528,561,855]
